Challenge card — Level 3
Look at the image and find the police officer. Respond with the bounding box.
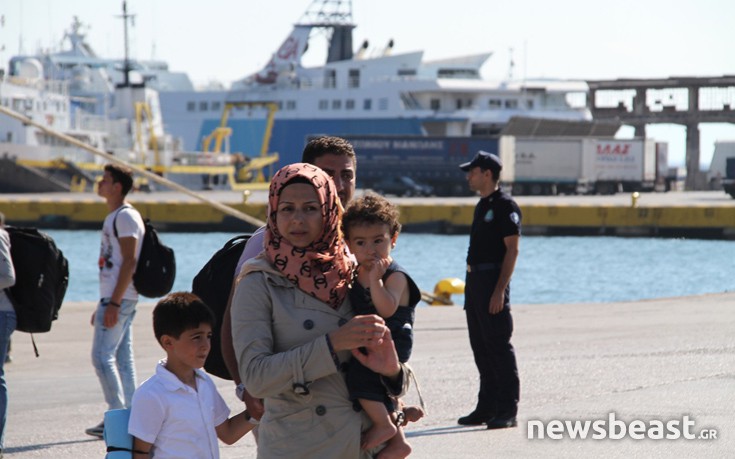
[457,151,521,430]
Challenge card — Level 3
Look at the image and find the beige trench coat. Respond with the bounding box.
[232,256,387,458]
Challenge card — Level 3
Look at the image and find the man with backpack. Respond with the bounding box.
[0,212,16,458]
[86,164,145,438]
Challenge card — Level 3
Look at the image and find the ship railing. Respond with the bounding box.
[0,75,70,96]
[263,73,431,91]
[174,151,235,167]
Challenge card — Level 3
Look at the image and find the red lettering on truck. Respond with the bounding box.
[597,144,630,155]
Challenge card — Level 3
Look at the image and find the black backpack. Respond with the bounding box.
[4,227,69,334]
[114,207,176,298]
[192,234,251,380]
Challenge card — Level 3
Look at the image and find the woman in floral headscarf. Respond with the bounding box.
[231,163,405,459]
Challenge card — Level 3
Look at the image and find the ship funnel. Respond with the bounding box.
[355,39,369,59]
[326,24,355,63]
[382,39,394,56]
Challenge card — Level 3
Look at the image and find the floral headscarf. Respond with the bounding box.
[265,163,354,309]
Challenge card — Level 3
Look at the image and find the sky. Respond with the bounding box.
[2,0,734,168]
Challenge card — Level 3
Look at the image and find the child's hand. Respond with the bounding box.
[368,257,390,283]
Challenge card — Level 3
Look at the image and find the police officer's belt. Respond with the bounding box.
[466,263,501,272]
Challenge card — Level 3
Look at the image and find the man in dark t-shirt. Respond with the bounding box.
[457,151,521,430]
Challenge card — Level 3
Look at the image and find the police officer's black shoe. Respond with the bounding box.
[457,411,495,426]
[486,416,517,430]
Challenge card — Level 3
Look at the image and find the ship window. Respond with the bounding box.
[276,101,283,110]
[332,100,342,109]
[430,99,440,110]
[438,68,477,78]
[212,101,221,112]
[489,99,502,108]
[346,99,355,110]
[526,99,534,109]
[505,99,518,108]
[324,69,336,89]
[187,102,195,112]
[348,69,360,88]
[319,100,328,110]
[398,69,417,77]
[363,99,372,110]
[286,100,296,110]
[200,102,208,111]
[378,98,388,110]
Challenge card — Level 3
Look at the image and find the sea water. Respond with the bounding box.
[47,231,734,305]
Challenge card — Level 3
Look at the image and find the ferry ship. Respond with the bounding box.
[5,0,591,172]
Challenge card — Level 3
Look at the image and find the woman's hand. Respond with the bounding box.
[329,314,388,352]
[351,327,401,379]
[329,315,401,378]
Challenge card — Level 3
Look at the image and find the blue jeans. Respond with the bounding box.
[0,310,16,448]
[91,298,137,411]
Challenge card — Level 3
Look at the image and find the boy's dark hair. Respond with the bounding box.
[302,136,356,168]
[104,163,134,196]
[153,292,216,343]
[342,193,401,239]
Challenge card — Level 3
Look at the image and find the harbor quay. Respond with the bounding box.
[1,190,734,238]
[3,292,733,458]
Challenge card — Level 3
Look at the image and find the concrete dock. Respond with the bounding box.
[1,190,735,238]
[5,292,734,458]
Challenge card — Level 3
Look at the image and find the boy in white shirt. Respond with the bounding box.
[128,292,253,458]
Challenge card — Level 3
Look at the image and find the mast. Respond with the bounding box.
[117,1,136,88]
[299,0,355,63]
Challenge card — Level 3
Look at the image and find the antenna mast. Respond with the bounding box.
[299,0,353,26]
[117,1,136,87]
[299,0,355,63]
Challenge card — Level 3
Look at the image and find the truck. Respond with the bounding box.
[323,134,661,196]
[507,137,658,195]
[722,158,735,199]
[336,135,509,196]
[707,141,735,198]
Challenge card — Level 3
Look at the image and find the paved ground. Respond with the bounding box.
[4,292,734,458]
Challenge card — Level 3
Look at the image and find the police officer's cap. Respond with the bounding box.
[459,151,502,173]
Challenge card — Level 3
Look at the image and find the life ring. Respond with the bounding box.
[428,277,465,306]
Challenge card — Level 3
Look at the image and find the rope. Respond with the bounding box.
[0,104,266,227]
[404,363,428,415]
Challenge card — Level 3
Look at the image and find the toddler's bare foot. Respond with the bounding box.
[361,423,398,450]
[402,405,425,425]
[376,434,412,459]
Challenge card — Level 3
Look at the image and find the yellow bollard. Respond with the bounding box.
[631,192,640,208]
[430,278,466,306]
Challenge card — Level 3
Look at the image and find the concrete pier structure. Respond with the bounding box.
[3,190,734,238]
[587,76,735,190]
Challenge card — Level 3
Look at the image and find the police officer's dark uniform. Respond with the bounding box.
[458,151,521,429]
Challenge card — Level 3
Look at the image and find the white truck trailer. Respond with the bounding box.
[506,137,657,195]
